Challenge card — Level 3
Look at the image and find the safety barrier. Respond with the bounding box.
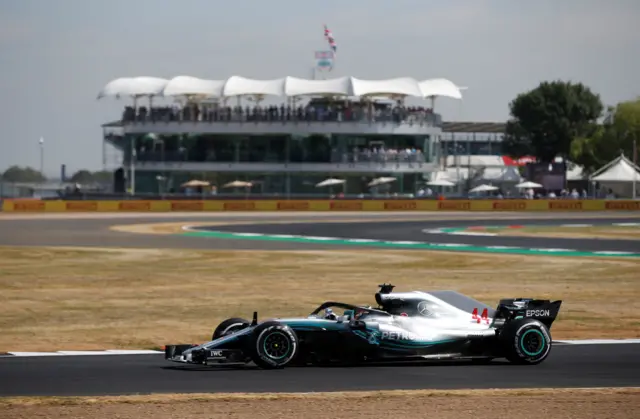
[2,199,640,212]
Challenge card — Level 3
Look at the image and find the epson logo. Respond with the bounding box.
[209,350,223,357]
[526,310,550,317]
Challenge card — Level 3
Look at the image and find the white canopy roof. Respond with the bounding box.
[222,76,287,97]
[98,75,465,100]
[418,78,464,99]
[97,77,168,98]
[162,76,226,97]
[590,154,640,182]
[285,76,353,97]
[351,77,423,97]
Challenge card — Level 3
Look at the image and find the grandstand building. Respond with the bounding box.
[99,75,506,196]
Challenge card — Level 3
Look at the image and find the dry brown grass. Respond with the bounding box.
[497,225,640,240]
[2,388,639,419]
[0,246,639,352]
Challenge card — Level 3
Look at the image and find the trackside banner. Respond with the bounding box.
[1,199,639,212]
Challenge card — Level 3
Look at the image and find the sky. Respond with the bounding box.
[1,0,639,176]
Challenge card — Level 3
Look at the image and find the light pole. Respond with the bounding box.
[633,139,637,199]
[39,137,44,196]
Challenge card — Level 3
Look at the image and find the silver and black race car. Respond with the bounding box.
[165,284,562,369]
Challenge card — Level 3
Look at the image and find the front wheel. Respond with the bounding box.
[249,321,299,369]
[499,318,552,365]
[212,317,250,340]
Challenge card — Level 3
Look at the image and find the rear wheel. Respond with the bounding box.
[500,318,552,365]
[249,321,299,369]
[212,317,250,340]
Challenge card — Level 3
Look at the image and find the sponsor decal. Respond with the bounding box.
[471,308,490,324]
[171,201,204,211]
[12,201,45,211]
[65,201,98,211]
[417,301,437,317]
[383,201,417,210]
[380,331,419,341]
[118,201,151,211]
[329,201,363,210]
[492,201,527,211]
[605,201,640,210]
[437,201,471,210]
[548,201,582,210]
[277,201,309,211]
[526,309,551,317]
[209,350,223,357]
[223,202,256,211]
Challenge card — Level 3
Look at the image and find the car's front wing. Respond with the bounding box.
[165,344,248,365]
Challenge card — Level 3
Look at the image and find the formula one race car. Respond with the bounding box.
[165,284,562,369]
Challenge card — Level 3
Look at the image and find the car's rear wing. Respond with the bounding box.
[493,298,562,329]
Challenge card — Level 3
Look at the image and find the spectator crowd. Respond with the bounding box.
[121,101,440,126]
[332,147,426,164]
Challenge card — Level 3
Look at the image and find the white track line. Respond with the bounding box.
[3,350,163,357]
[3,339,640,357]
[554,339,640,345]
[449,232,497,236]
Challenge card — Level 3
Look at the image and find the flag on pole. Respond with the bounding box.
[323,24,337,55]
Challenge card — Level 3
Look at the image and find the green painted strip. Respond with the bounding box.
[439,228,463,233]
[182,230,640,258]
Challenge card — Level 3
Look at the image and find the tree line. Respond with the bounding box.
[0,166,111,184]
[502,80,639,174]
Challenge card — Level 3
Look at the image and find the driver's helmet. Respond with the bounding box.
[324,308,338,320]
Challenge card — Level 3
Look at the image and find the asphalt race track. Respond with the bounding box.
[1,343,639,396]
[1,212,640,251]
[1,211,640,396]
[197,217,640,253]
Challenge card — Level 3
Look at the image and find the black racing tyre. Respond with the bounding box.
[249,321,299,369]
[212,317,250,340]
[499,318,552,365]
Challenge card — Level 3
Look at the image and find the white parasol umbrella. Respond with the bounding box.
[368,177,397,187]
[515,181,543,189]
[181,179,210,188]
[223,180,253,188]
[316,178,345,187]
[469,184,499,193]
[427,179,455,187]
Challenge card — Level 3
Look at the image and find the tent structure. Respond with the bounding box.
[589,154,640,197]
[590,154,640,182]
